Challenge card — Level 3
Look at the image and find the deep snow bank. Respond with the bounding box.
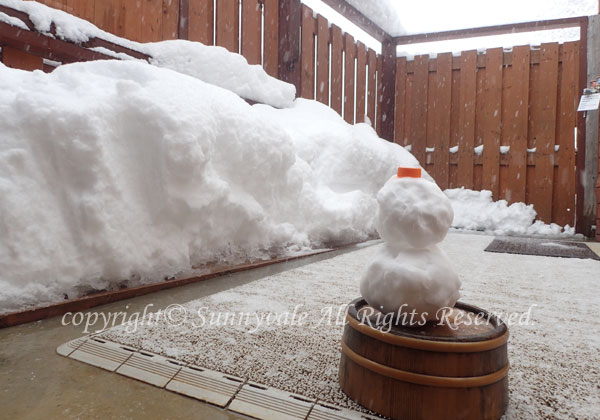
[0,0,295,108]
[0,60,420,314]
[446,188,575,236]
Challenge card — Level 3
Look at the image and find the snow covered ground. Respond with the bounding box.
[100,232,600,419]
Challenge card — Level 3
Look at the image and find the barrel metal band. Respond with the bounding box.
[341,341,509,388]
[346,314,509,353]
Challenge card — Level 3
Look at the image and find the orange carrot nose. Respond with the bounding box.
[397,167,421,178]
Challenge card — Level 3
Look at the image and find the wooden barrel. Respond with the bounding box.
[339,298,509,420]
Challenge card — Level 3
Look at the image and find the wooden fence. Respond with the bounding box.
[394,43,580,227]
[1,1,594,232]
[31,0,387,132]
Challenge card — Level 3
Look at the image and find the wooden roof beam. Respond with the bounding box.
[394,16,588,45]
[319,0,390,42]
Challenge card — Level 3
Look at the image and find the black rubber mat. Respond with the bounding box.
[484,237,600,260]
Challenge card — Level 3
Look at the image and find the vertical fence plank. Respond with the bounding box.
[449,67,461,188]
[367,48,377,125]
[278,0,301,90]
[72,0,95,22]
[554,41,578,226]
[161,0,179,40]
[141,0,163,42]
[316,14,329,105]
[300,5,315,99]
[94,0,118,35]
[355,42,367,123]
[482,47,503,198]
[457,50,477,189]
[263,0,279,77]
[433,52,452,189]
[241,0,261,65]
[343,33,356,124]
[530,43,559,222]
[394,57,407,144]
[216,0,238,52]
[404,73,414,147]
[189,0,213,44]
[410,55,429,165]
[502,45,530,204]
[376,54,383,135]
[426,62,437,173]
[122,0,142,41]
[330,24,343,115]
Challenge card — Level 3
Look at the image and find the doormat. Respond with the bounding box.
[484,237,600,260]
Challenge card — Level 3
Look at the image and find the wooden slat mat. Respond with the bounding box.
[484,237,600,260]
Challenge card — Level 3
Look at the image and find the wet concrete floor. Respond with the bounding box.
[1,246,361,419]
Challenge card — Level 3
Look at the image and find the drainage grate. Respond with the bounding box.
[228,382,315,420]
[69,338,134,371]
[117,352,184,387]
[57,336,383,420]
[56,336,87,357]
[167,366,244,407]
[308,402,381,420]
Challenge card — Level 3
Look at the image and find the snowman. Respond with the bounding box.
[359,167,461,324]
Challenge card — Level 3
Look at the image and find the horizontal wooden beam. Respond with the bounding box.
[319,0,389,42]
[403,43,575,72]
[394,16,587,45]
[0,21,116,63]
[0,4,150,61]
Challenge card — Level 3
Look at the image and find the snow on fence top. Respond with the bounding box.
[0,0,296,108]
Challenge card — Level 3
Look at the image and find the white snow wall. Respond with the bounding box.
[0,60,422,314]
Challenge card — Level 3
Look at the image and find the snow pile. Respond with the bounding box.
[147,41,295,108]
[344,0,404,37]
[446,188,575,236]
[360,173,460,321]
[0,0,295,108]
[0,60,420,314]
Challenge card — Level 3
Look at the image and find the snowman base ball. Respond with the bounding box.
[359,244,461,324]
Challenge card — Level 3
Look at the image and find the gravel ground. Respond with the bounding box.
[100,233,600,419]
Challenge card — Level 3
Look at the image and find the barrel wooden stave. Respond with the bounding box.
[339,299,509,420]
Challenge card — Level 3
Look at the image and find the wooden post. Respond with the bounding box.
[278,0,302,95]
[380,37,396,141]
[578,16,597,236]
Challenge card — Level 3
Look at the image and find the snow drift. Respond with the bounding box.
[446,188,575,236]
[0,60,420,314]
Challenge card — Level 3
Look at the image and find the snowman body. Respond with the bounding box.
[359,170,461,323]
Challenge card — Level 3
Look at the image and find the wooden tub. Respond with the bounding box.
[339,298,509,420]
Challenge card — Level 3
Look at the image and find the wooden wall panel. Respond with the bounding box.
[432,52,452,189]
[530,43,559,222]
[141,0,163,42]
[161,0,179,40]
[241,0,261,65]
[457,50,477,189]
[189,0,214,44]
[355,42,366,123]
[330,24,343,114]
[553,41,578,226]
[410,55,429,165]
[343,33,355,124]
[216,0,238,52]
[367,48,377,125]
[300,5,316,99]
[502,45,529,204]
[263,0,278,77]
[481,47,503,198]
[316,14,329,105]
[394,57,407,144]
